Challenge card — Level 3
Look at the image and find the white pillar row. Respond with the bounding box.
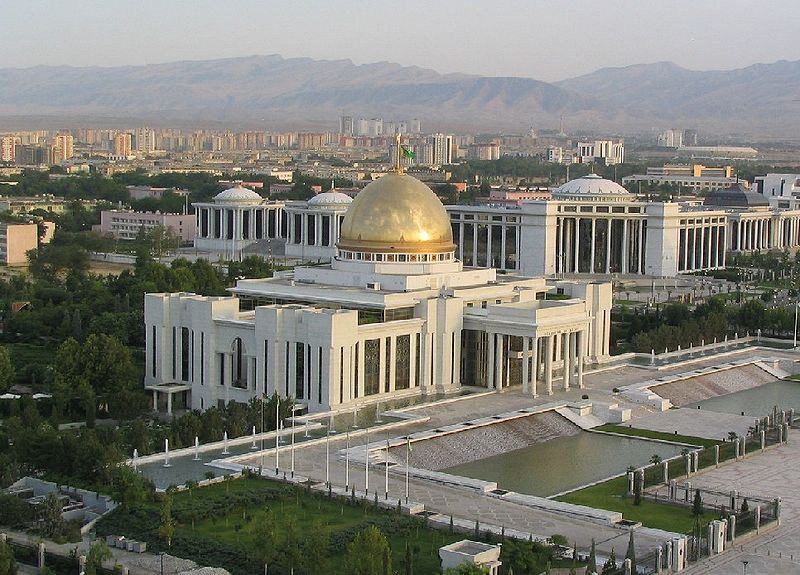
[573,218,580,272]
[576,330,585,388]
[531,336,538,397]
[487,332,495,390]
[563,331,572,390]
[544,335,553,395]
[522,336,530,394]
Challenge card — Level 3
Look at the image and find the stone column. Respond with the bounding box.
[563,332,572,390]
[663,460,669,483]
[729,514,736,541]
[522,336,530,394]
[531,337,539,397]
[496,335,505,391]
[576,330,584,388]
[714,444,719,467]
[487,333,495,390]
[544,335,553,395]
[167,392,173,416]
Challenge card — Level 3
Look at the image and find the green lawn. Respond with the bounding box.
[558,476,713,534]
[96,476,560,575]
[594,424,720,448]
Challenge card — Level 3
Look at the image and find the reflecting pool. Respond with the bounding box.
[686,380,800,418]
[443,432,686,497]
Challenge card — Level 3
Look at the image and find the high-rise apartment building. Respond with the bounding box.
[113,132,132,157]
[0,136,17,162]
[339,115,354,136]
[135,127,156,153]
[51,132,74,164]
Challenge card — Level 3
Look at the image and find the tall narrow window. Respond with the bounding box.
[285,342,290,397]
[340,348,344,404]
[354,343,359,399]
[200,333,205,385]
[415,334,421,387]
[231,338,246,389]
[295,342,305,399]
[385,337,392,393]
[264,339,269,394]
[172,327,177,379]
[318,346,323,404]
[181,327,190,381]
[151,325,157,378]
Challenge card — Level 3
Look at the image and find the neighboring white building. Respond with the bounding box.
[448,175,800,278]
[98,210,196,242]
[575,140,624,165]
[146,171,611,414]
[192,186,285,260]
[439,540,502,575]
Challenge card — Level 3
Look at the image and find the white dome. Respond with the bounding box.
[553,174,631,200]
[307,191,353,207]
[213,186,263,203]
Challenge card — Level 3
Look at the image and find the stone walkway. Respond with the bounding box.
[682,428,800,574]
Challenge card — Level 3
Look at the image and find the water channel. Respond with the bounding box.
[686,379,800,417]
[443,431,686,497]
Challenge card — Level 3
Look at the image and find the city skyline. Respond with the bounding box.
[3,0,800,82]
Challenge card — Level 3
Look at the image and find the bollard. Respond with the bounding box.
[761,430,766,451]
[685,453,692,475]
[669,479,677,500]
[663,460,669,483]
[685,481,692,502]
[734,437,740,460]
[729,514,736,541]
[779,424,784,443]
[692,450,699,471]
[627,471,634,494]
[783,423,789,443]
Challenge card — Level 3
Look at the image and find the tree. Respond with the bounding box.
[0,347,14,393]
[109,465,151,510]
[345,526,391,575]
[0,538,15,575]
[252,509,277,573]
[625,530,636,575]
[585,539,597,575]
[159,492,175,548]
[649,454,662,466]
[692,488,704,517]
[601,548,617,575]
[38,493,65,538]
[84,541,113,575]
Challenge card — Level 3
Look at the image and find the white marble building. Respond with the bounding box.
[449,175,800,278]
[146,172,611,414]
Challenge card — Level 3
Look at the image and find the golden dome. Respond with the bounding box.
[338,173,455,254]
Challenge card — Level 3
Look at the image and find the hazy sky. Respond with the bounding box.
[3,0,800,81]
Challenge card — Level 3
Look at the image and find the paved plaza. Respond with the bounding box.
[682,428,800,574]
[233,346,800,562]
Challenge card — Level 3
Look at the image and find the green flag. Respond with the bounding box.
[401,145,415,159]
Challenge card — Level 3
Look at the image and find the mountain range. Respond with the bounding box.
[0,54,799,137]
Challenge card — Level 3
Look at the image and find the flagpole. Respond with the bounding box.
[290,409,295,478]
[405,436,410,503]
[345,430,350,491]
[384,437,389,500]
[325,426,330,487]
[275,400,280,476]
[364,426,370,496]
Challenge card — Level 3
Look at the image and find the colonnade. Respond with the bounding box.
[730,216,800,252]
[486,330,585,395]
[677,223,726,272]
[194,205,284,241]
[285,209,346,248]
[554,217,646,275]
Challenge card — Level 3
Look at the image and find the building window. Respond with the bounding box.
[295,342,305,399]
[415,333,421,386]
[318,346,323,404]
[181,327,190,382]
[200,333,205,384]
[172,327,177,380]
[151,325,157,378]
[232,338,247,389]
[395,335,410,390]
[364,339,380,395]
[264,340,269,392]
[385,337,392,393]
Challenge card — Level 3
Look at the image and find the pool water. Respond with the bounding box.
[686,380,800,418]
[443,431,686,497]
